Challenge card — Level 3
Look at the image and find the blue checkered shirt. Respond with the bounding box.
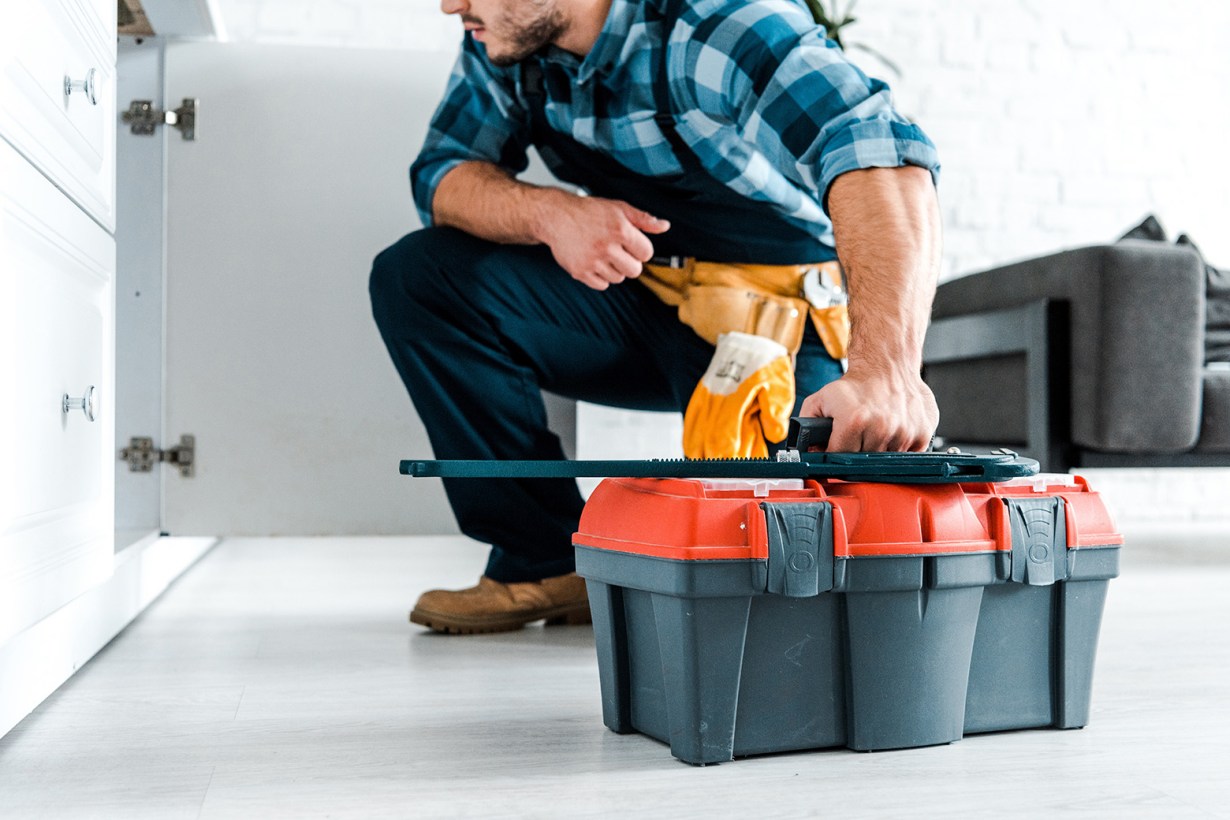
[411,0,940,249]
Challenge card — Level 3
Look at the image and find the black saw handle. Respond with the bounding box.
[787,416,833,452]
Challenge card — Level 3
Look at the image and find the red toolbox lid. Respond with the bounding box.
[573,477,1003,560]
[574,477,821,560]
[985,475,1124,548]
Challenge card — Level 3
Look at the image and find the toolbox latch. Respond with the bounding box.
[1003,497,1069,586]
[761,502,834,597]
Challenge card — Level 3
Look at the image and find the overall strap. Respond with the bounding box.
[650,0,706,174]
[520,60,547,130]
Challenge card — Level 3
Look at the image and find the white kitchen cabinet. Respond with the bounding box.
[0,0,117,231]
[0,141,115,646]
[0,0,117,646]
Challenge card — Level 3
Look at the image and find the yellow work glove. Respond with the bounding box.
[683,332,795,459]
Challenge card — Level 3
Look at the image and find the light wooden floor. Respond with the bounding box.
[1,535,1228,819]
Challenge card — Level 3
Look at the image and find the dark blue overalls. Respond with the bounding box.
[370,3,843,582]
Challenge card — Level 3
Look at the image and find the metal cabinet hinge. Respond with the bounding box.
[119,435,196,477]
[122,98,198,141]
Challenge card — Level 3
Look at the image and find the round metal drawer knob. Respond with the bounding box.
[64,68,98,106]
[63,386,97,422]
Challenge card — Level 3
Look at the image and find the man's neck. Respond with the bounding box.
[552,0,614,57]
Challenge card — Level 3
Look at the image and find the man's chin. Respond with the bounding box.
[487,47,534,68]
[487,52,518,68]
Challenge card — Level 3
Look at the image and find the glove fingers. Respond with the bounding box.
[683,382,712,459]
[740,407,769,458]
[757,358,796,444]
[684,332,794,459]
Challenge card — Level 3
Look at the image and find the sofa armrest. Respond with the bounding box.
[931,242,1206,452]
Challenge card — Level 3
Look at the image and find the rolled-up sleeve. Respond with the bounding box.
[410,36,532,226]
[684,1,939,213]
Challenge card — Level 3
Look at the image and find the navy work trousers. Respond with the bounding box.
[369,226,842,582]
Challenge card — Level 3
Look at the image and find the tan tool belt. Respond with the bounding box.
[641,259,850,360]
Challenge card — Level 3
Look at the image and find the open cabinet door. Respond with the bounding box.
[159,42,457,536]
[115,40,166,550]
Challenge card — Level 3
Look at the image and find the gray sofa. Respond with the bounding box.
[923,240,1230,471]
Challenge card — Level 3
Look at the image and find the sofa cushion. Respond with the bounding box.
[1195,368,1230,452]
[1177,235,1230,364]
[1206,270,1230,363]
[1118,217,1230,365]
[1118,214,1167,242]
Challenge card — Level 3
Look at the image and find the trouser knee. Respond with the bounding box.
[368,227,463,333]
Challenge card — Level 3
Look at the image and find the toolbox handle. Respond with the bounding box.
[787,416,834,452]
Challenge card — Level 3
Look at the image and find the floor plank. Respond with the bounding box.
[1,536,1228,819]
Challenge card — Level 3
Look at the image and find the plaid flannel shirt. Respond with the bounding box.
[411,0,940,250]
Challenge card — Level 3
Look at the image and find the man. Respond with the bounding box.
[370,0,942,633]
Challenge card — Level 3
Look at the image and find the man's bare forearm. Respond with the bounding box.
[429,160,670,291]
[827,166,941,378]
[432,160,570,244]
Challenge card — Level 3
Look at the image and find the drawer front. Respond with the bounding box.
[0,138,115,643]
[0,0,117,231]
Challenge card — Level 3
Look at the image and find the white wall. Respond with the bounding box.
[206,0,1230,531]
[213,0,459,53]
[850,0,1230,277]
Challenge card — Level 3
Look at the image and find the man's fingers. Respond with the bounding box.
[576,269,610,290]
[608,251,643,280]
[582,261,628,288]
[803,396,857,452]
[826,422,864,453]
[624,206,671,235]
[621,225,656,264]
[600,263,626,283]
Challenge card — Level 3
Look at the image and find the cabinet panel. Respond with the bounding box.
[0,138,115,645]
[0,0,117,230]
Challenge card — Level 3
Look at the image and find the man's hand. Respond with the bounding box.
[431,161,669,290]
[800,370,938,452]
[808,165,942,451]
[535,194,670,290]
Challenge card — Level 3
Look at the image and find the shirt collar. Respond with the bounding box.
[570,0,636,84]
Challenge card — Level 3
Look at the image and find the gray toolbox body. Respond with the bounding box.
[573,474,1121,765]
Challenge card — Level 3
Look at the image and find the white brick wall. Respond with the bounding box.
[211,0,1230,529]
[851,0,1230,277]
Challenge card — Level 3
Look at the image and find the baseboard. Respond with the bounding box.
[0,535,217,738]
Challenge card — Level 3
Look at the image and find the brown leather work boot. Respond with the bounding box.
[409,573,591,635]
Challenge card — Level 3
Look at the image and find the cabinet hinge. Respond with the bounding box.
[119,435,196,477]
[121,98,198,141]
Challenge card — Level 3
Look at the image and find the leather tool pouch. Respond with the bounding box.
[678,287,810,353]
[810,303,849,360]
[642,261,849,359]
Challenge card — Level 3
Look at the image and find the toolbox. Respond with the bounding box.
[572,471,1121,765]
[403,418,1121,765]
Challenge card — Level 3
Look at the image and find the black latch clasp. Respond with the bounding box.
[761,502,834,597]
[1003,497,1069,586]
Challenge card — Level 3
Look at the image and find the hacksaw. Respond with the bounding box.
[401,417,1038,484]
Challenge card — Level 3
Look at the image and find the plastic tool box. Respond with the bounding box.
[573,472,1121,765]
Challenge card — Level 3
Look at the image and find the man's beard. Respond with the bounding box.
[486,2,564,67]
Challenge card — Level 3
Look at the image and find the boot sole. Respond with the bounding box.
[409,603,591,635]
